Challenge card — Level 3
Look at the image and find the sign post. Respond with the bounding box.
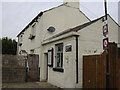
[103,0,110,89]
[103,20,109,50]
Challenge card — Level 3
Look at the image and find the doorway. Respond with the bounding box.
[44,53,48,81]
[27,54,39,82]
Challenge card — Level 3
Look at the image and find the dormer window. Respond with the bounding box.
[29,24,36,40]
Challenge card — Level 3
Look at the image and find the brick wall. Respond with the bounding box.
[2,55,26,83]
[2,67,26,83]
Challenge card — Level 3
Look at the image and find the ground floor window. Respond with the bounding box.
[53,43,64,72]
[56,52,63,67]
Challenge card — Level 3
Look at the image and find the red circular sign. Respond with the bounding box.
[104,39,108,47]
[103,24,108,35]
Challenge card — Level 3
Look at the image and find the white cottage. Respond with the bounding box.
[17,1,120,88]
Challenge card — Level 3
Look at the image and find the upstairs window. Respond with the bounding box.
[30,49,34,54]
[32,24,36,36]
[29,24,36,40]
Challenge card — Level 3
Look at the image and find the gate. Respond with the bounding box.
[108,43,120,89]
[27,54,39,82]
[83,52,107,88]
[83,43,120,89]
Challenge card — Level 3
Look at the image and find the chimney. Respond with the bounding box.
[63,0,79,9]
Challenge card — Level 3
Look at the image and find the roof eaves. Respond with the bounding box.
[108,14,120,27]
[72,16,104,32]
[72,14,120,32]
[17,12,43,37]
[43,28,73,42]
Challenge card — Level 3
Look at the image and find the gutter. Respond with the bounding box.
[75,35,79,84]
[42,32,79,45]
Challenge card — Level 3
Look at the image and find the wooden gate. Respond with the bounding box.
[83,43,120,89]
[83,52,107,88]
[118,57,120,90]
[108,43,120,89]
[27,54,39,82]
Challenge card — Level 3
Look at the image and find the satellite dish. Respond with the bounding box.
[47,26,55,32]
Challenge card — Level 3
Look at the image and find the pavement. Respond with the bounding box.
[2,82,62,89]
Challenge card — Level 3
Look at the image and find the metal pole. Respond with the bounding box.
[104,0,110,89]
[104,0,108,20]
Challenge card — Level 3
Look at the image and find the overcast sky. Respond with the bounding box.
[1,0,119,40]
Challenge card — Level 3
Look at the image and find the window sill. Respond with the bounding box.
[53,68,64,72]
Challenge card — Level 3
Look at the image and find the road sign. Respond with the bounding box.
[103,38,108,50]
[103,20,109,50]
[103,24,108,36]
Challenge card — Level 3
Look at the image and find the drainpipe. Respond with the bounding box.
[75,35,79,83]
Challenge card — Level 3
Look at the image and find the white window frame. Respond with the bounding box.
[48,48,53,67]
[55,43,63,68]
[31,23,36,36]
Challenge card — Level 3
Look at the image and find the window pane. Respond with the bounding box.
[61,53,63,67]
[58,45,63,51]
[57,53,60,67]
[32,24,36,35]
[55,43,63,68]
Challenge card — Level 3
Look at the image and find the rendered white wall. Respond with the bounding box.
[41,36,77,88]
